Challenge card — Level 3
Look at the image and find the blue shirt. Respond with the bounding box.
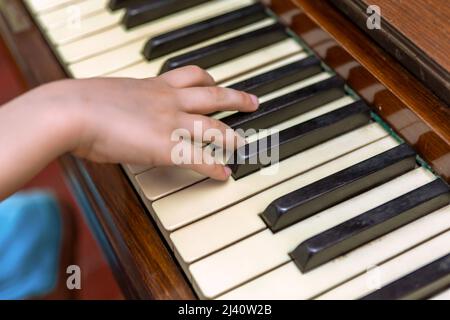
[0,191,61,299]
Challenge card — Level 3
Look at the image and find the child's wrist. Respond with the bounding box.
[36,80,86,156]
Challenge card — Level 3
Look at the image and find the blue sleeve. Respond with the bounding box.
[0,191,62,300]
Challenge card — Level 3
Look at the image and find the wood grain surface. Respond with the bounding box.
[292,0,450,181]
[366,0,449,72]
[330,0,450,104]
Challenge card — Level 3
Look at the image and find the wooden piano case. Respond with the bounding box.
[0,0,448,299]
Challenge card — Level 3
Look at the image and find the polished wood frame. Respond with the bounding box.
[329,0,450,105]
[0,0,448,299]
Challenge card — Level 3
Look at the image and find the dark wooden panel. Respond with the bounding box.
[366,0,449,72]
[329,0,450,105]
[61,156,195,299]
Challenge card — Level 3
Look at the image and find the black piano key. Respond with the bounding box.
[227,100,371,179]
[223,75,344,131]
[123,0,210,29]
[109,0,146,11]
[143,3,268,60]
[361,253,450,300]
[291,179,450,273]
[159,23,289,74]
[261,144,417,232]
[228,56,322,97]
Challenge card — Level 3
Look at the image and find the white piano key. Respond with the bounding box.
[69,37,149,78]
[171,118,388,264]
[244,74,339,141]
[210,110,240,120]
[217,204,450,300]
[37,0,109,30]
[211,52,314,119]
[124,164,153,175]
[211,70,329,121]
[107,38,302,82]
[136,167,206,201]
[220,52,312,87]
[316,229,450,300]
[255,72,331,104]
[207,38,302,83]
[246,95,353,143]
[430,287,450,300]
[48,10,123,45]
[57,0,255,64]
[190,168,436,299]
[26,0,76,14]
[134,77,339,202]
[70,15,274,78]
[152,123,388,231]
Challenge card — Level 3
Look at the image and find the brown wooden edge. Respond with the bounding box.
[60,157,195,299]
[276,0,450,182]
[328,0,450,106]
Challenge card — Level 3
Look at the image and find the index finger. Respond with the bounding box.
[177,86,259,114]
[159,65,215,88]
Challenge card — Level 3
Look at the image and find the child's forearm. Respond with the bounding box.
[0,82,80,199]
[0,68,258,200]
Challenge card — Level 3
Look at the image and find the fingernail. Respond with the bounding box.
[250,94,259,108]
[223,166,232,178]
[235,133,246,148]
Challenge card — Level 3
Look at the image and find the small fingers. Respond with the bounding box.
[159,65,215,88]
[177,86,259,114]
[174,143,232,181]
[177,114,244,148]
[182,163,232,181]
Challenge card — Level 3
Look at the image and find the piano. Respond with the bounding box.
[1,0,449,299]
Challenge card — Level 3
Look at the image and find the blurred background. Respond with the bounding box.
[0,34,123,300]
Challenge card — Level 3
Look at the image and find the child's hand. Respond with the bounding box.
[60,66,259,180]
[1,66,259,198]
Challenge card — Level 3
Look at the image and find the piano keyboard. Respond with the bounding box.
[25,0,450,300]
